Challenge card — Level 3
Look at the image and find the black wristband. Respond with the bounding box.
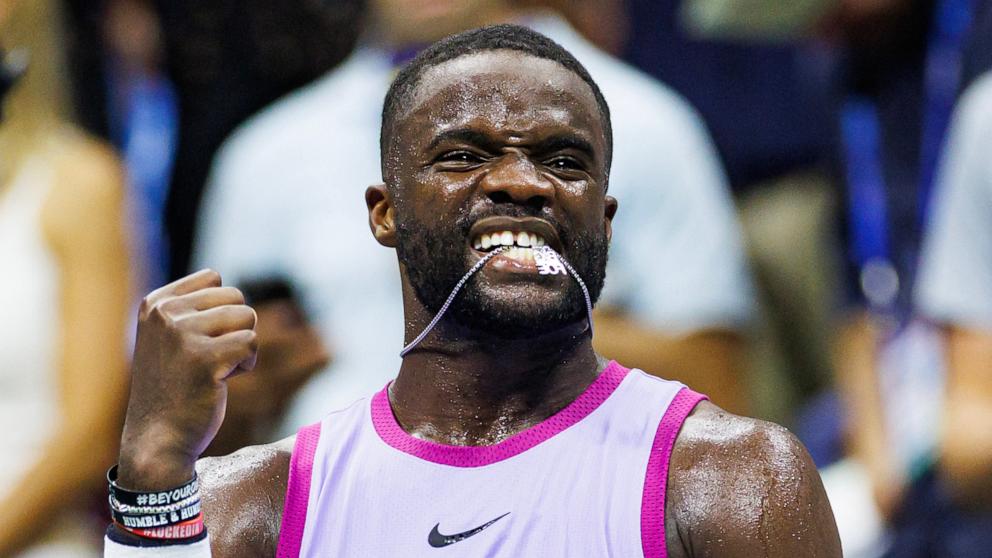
[107,465,199,508]
[110,498,202,529]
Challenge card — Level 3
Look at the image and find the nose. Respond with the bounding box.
[481,152,554,209]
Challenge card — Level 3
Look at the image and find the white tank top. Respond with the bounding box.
[276,362,706,557]
[0,154,61,491]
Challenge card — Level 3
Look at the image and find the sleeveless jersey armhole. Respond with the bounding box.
[641,388,707,558]
[276,421,322,558]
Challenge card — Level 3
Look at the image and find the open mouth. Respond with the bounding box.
[467,216,563,268]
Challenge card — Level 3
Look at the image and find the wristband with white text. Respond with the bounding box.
[107,465,199,508]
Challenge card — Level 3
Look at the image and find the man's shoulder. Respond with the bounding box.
[197,436,295,557]
[673,400,801,460]
[665,401,841,557]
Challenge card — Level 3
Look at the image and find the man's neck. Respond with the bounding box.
[390,320,605,446]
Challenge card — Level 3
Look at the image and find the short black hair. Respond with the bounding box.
[379,24,613,180]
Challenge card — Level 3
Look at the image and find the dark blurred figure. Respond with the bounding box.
[204,278,330,457]
[616,0,838,423]
[624,0,832,192]
[962,0,992,86]
[102,0,177,290]
[61,0,365,282]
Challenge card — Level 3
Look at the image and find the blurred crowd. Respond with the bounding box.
[1,0,991,556]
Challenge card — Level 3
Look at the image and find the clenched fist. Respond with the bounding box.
[117,269,258,491]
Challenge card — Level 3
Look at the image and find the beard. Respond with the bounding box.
[395,206,608,338]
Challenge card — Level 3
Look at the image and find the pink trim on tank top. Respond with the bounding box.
[370,360,629,468]
[276,422,322,558]
[641,388,707,558]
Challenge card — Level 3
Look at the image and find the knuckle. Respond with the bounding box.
[228,287,246,305]
[158,297,184,318]
[147,300,170,323]
[202,269,222,285]
[138,296,154,319]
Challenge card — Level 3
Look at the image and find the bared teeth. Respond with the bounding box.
[472,230,548,251]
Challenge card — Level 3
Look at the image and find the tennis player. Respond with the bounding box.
[105,25,841,557]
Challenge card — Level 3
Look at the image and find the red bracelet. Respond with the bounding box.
[114,514,205,540]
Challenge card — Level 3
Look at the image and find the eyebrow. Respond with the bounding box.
[532,135,596,159]
[426,128,503,153]
[427,128,597,159]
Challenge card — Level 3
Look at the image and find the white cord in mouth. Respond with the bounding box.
[399,245,594,357]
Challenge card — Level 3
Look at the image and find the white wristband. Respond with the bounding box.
[104,535,212,558]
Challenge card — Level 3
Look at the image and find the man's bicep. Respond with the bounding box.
[668,408,841,557]
[198,443,291,558]
[752,427,842,557]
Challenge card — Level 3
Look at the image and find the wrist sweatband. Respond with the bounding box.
[107,465,205,540]
[105,533,212,557]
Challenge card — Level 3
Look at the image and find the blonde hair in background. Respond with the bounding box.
[0,0,75,185]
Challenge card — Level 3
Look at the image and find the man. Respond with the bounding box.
[194,0,754,420]
[107,26,839,557]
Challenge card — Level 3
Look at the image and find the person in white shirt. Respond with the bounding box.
[194,0,754,428]
[916,71,992,512]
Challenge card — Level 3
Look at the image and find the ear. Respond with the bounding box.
[604,195,618,242]
[366,184,397,247]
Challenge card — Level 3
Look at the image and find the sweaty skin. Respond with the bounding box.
[116,49,841,557]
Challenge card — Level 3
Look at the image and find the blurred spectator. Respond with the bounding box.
[194,0,754,431]
[819,0,979,555]
[204,278,330,457]
[909,71,992,554]
[0,0,131,555]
